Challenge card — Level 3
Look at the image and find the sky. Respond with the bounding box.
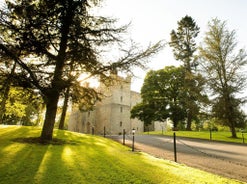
[95,0,247,92]
[1,0,247,92]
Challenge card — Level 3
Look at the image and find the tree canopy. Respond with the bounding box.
[0,0,163,142]
[0,86,43,125]
[199,18,247,137]
[169,15,199,71]
[131,66,187,129]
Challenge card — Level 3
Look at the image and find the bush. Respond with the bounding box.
[177,121,186,130]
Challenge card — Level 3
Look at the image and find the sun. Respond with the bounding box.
[78,74,100,88]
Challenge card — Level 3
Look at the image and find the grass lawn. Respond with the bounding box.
[146,130,247,144]
[0,125,245,184]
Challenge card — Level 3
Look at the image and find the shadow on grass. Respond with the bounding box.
[26,132,117,183]
[11,129,92,146]
[12,137,81,145]
[0,140,49,184]
[1,127,157,184]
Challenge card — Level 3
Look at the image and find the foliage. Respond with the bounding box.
[199,18,247,138]
[212,96,246,128]
[131,66,187,129]
[0,61,17,124]
[130,102,155,125]
[0,126,243,184]
[0,87,43,125]
[169,15,199,70]
[169,15,206,130]
[5,89,26,118]
[202,119,230,132]
[0,0,163,141]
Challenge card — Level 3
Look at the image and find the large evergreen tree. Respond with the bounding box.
[169,15,203,130]
[0,0,162,142]
[199,18,247,138]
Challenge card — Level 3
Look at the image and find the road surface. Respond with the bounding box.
[110,134,247,182]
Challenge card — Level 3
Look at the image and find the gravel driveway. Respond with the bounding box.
[110,134,247,183]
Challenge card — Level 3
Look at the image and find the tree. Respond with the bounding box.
[58,82,100,130]
[0,87,43,125]
[58,87,70,130]
[130,102,156,126]
[0,59,16,124]
[212,96,246,129]
[0,57,43,125]
[131,66,187,129]
[169,15,202,130]
[199,18,247,138]
[169,15,199,71]
[0,0,163,142]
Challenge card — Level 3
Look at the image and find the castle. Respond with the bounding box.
[68,75,145,135]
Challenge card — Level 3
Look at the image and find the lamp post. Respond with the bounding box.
[132,128,135,152]
[123,129,126,145]
[173,132,177,162]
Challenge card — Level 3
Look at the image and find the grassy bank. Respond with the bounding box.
[146,130,246,144]
[0,125,245,184]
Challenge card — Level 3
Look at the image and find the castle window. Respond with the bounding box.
[120,96,123,102]
[120,107,123,112]
[120,121,122,127]
[120,85,123,89]
[88,111,90,117]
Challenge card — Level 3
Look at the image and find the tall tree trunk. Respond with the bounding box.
[173,120,178,131]
[0,84,10,124]
[186,110,192,131]
[184,71,194,131]
[40,8,70,141]
[226,93,237,138]
[40,2,74,141]
[59,87,70,130]
[40,91,59,142]
[228,107,237,138]
[230,122,237,138]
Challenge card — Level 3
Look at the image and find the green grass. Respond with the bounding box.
[0,125,245,184]
[146,130,246,144]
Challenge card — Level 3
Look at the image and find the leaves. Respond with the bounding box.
[131,66,187,128]
[0,0,164,140]
[169,15,200,70]
[0,87,43,124]
[199,18,247,137]
[169,15,205,130]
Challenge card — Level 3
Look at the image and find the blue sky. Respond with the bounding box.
[97,0,247,92]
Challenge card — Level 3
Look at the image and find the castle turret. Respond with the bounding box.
[68,73,143,135]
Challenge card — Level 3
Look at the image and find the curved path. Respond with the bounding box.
[110,134,247,182]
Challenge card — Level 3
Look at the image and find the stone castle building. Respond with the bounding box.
[68,75,145,135]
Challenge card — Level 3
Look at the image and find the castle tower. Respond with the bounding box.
[68,74,144,135]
